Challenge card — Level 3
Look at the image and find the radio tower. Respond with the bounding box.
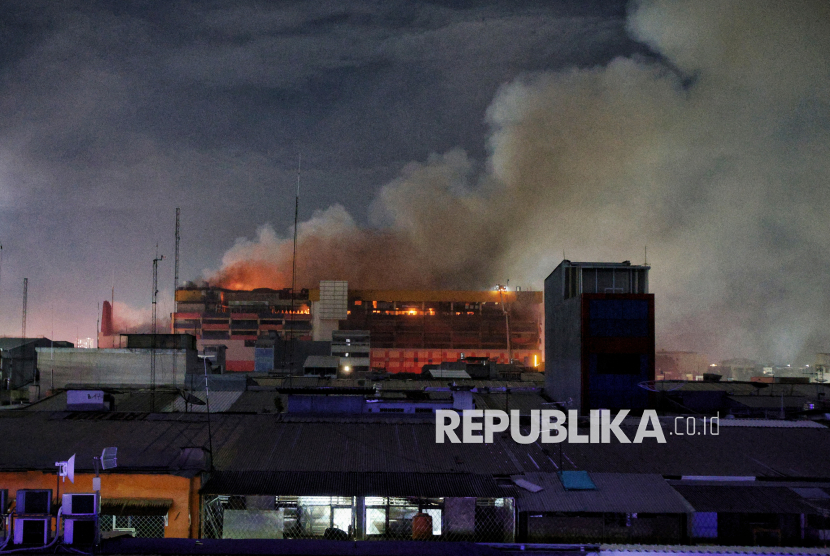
[21,278,27,339]
[174,208,180,314]
[151,251,164,410]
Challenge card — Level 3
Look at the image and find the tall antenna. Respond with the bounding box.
[288,154,301,378]
[644,245,648,266]
[173,208,181,384]
[21,278,27,339]
[152,249,164,410]
[51,303,54,392]
[174,208,180,312]
[203,357,215,471]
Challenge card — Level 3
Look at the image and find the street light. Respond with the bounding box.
[497,283,512,365]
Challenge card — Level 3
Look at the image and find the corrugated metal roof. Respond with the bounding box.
[303,356,340,368]
[671,484,819,513]
[473,391,549,414]
[380,380,530,391]
[427,370,471,379]
[2,412,830,481]
[511,473,693,514]
[227,391,284,414]
[790,487,830,500]
[210,419,522,474]
[601,544,830,555]
[117,392,180,412]
[254,378,536,391]
[717,419,825,428]
[23,389,242,414]
[201,471,506,497]
[162,390,243,413]
[728,396,807,409]
[658,381,830,399]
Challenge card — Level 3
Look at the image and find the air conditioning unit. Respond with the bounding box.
[15,489,51,515]
[64,518,97,545]
[62,493,97,516]
[12,518,49,545]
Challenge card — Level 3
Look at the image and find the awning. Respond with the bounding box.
[671,485,819,514]
[101,498,174,516]
[513,473,694,514]
[200,471,506,498]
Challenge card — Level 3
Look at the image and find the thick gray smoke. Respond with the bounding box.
[210,0,830,364]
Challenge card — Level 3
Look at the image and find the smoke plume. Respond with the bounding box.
[109,301,171,335]
[209,0,830,364]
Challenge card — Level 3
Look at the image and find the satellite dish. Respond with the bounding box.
[101,447,117,470]
[178,390,206,405]
[55,454,76,483]
[67,454,75,483]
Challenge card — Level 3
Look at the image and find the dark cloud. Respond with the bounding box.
[0,0,638,347]
[8,0,824,367]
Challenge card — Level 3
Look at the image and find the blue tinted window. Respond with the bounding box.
[589,300,649,337]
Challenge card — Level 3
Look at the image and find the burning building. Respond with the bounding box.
[337,288,542,373]
[171,282,542,374]
[172,286,312,372]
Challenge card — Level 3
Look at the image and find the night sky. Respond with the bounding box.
[0,0,828,364]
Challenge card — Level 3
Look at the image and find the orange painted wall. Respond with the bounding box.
[0,471,199,539]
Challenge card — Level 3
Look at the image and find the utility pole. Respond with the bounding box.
[22,278,27,339]
[152,252,164,411]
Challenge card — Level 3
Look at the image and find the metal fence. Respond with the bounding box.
[99,514,166,538]
[202,495,515,542]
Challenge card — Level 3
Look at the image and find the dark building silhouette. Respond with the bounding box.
[544,260,654,413]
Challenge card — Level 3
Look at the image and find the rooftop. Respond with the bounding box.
[0,412,828,479]
[511,472,693,514]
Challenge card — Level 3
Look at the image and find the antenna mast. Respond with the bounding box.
[152,250,164,410]
[288,154,300,378]
[174,208,180,312]
[22,278,27,339]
